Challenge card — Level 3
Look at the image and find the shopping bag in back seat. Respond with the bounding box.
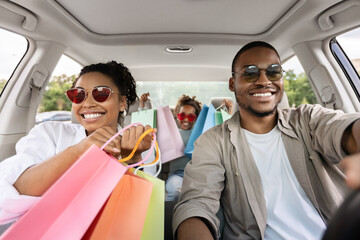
[215,109,232,125]
[184,104,215,159]
[131,109,157,128]
[156,105,185,163]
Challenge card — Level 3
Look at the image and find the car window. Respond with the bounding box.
[0,28,28,94]
[336,27,360,74]
[137,81,235,109]
[332,27,360,97]
[282,56,316,107]
[37,55,82,122]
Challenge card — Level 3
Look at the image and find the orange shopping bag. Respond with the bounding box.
[82,172,153,240]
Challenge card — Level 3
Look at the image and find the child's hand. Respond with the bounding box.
[139,92,150,108]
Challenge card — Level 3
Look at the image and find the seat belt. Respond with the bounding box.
[26,70,47,133]
[320,86,336,109]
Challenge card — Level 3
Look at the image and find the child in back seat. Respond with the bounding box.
[139,93,202,201]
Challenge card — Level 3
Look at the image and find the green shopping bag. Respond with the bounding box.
[131,109,157,128]
[135,170,165,240]
[215,109,232,125]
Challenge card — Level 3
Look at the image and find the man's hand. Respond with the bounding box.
[341,153,360,189]
[177,218,214,240]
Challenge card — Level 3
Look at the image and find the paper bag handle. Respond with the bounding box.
[100,122,157,168]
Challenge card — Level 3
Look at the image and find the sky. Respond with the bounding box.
[52,56,82,77]
[1,27,360,80]
[0,28,81,80]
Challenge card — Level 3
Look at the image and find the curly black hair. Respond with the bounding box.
[71,61,138,126]
[174,95,202,116]
[72,61,137,105]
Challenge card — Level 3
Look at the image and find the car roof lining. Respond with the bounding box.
[53,0,303,36]
[2,0,358,83]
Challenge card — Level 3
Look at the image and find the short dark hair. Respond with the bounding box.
[231,41,280,75]
[72,61,138,109]
[174,95,202,116]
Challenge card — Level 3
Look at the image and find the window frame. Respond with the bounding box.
[330,38,360,99]
[0,28,29,96]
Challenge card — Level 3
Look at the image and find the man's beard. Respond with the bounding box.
[238,101,278,117]
[235,88,282,117]
[245,105,277,117]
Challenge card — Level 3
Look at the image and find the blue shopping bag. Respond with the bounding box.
[184,104,216,159]
[203,104,215,132]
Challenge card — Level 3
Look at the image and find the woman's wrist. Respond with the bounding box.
[125,153,142,164]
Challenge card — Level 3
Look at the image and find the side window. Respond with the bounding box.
[331,27,360,97]
[36,55,82,124]
[282,56,317,107]
[0,28,28,93]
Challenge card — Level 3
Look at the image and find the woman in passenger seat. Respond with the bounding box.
[0,61,153,224]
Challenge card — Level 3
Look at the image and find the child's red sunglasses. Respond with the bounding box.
[177,113,197,122]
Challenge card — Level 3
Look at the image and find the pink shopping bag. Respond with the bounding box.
[0,123,156,240]
[156,105,185,163]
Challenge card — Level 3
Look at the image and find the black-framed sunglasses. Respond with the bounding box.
[232,64,284,83]
[65,86,119,104]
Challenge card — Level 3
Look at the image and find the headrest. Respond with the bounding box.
[71,109,79,124]
[278,91,290,109]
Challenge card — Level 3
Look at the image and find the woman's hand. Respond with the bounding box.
[75,124,155,164]
[13,126,121,197]
[75,126,121,158]
[120,124,155,164]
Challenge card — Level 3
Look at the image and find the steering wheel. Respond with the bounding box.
[322,189,360,240]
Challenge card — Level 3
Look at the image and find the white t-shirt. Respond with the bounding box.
[0,121,155,224]
[243,126,326,240]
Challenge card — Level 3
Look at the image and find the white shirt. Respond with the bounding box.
[0,121,155,224]
[244,126,326,240]
[0,121,84,224]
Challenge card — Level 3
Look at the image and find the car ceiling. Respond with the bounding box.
[2,0,352,82]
